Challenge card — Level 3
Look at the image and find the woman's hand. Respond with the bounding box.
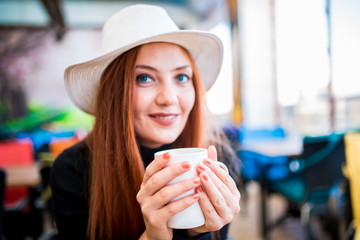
[137,153,201,240]
[191,145,241,234]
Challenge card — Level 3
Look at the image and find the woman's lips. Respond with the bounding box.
[149,113,178,126]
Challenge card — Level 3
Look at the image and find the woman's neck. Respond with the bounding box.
[138,144,172,167]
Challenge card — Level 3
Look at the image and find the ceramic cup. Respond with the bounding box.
[154,147,229,229]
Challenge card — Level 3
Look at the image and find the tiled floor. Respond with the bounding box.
[228,182,331,240]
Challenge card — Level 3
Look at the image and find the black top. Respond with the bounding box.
[50,141,230,240]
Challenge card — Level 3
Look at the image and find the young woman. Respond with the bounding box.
[50,4,241,240]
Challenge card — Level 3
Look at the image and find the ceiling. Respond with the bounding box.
[0,0,227,40]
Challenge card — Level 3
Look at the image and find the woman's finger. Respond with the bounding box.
[140,192,200,237]
[142,153,170,184]
[203,159,240,200]
[196,186,223,230]
[205,146,240,202]
[141,161,192,198]
[207,145,217,161]
[148,177,201,210]
[158,192,200,222]
[199,162,240,213]
[198,170,231,218]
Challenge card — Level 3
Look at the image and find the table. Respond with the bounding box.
[240,135,303,239]
[241,135,303,157]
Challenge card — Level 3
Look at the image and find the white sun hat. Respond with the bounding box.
[64,4,223,115]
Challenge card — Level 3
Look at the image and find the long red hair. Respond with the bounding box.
[87,43,209,239]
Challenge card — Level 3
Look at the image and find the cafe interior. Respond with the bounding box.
[0,0,359,239]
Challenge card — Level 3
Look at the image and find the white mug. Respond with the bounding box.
[154,147,229,229]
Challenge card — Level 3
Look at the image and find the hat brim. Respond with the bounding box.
[64,30,223,115]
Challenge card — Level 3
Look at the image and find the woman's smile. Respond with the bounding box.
[148,112,179,126]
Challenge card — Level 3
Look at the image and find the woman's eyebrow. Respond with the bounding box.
[135,65,157,71]
[174,65,192,71]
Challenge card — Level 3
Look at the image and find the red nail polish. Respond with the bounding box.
[163,152,170,159]
[202,173,208,181]
[192,193,200,200]
[197,186,204,193]
[204,159,212,165]
[198,164,205,171]
[193,177,200,184]
[182,161,190,169]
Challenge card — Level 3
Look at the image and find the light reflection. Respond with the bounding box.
[276,0,329,106]
[206,21,233,115]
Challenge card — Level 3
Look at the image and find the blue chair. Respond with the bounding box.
[239,133,346,239]
[269,133,346,239]
[239,150,289,181]
[237,126,286,143]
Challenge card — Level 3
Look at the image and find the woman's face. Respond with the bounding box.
[133,42,195,148]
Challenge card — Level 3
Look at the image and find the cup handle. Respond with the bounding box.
[216,162,229,174]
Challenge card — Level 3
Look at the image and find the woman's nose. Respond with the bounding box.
[155,81,179,106]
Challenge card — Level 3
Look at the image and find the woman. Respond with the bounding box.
[50,4,241,240]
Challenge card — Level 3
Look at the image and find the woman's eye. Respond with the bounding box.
[136,74,152,83]
[176,74,190,83]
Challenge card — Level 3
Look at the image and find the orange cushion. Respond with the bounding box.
[50,137,80,158]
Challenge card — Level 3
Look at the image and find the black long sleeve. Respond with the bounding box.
[50,141,89,240]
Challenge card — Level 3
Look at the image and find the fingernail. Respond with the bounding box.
[192,177,200,185]
[192,193,200,200]
[182,161,190,169]
[198,163,206,171]
[204,159,212,165]
[197,186,204,193]
[202,173,208,181]
[163,152,170,159]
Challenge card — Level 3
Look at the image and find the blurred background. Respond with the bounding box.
[0,0,359,239]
